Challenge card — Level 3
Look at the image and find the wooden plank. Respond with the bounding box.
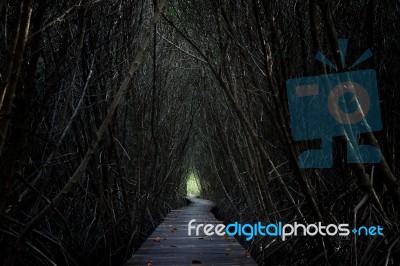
[124,197,257,266]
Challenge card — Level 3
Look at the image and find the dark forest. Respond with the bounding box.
[1,0,399,265]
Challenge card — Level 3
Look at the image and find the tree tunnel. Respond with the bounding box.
[1,0,400,265]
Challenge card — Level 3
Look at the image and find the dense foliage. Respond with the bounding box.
[1,0,399,265]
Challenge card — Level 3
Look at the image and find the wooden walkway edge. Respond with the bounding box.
[124,197,258,266]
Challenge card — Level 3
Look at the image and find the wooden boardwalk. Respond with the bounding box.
[125,197,257,266]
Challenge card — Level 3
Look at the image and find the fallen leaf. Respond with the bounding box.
[192,259,202,264]
[153,237,160,242]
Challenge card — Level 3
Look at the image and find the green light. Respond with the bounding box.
[186,171,201,196]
